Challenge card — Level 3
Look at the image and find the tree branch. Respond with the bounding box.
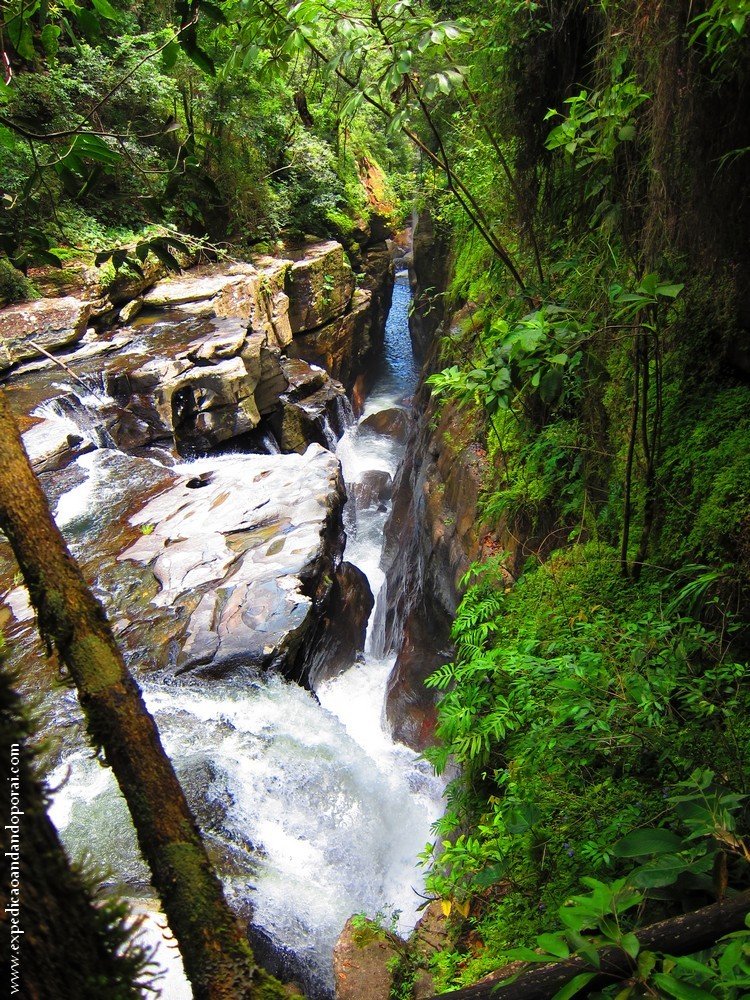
[433,891,750,1000]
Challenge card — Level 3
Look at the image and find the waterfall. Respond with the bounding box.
[258,426,282,454]
[34,384,117,449]
[319,412,340,451]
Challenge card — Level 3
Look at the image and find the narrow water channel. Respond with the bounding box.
[45,270,443,998]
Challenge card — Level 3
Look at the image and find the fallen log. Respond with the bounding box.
[434,891,750,999]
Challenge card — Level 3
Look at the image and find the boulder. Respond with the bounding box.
[360,406,410,443]
[272,405,326,456]
[119,298,144,324]
[333,917,401,1000]
[22,418,95,473]
[270,357,352,454]
[306,562,374,687]
[118,445,347,680]
[0,296,92,372]
[106,255,173,305]
[155,355,262,454]
[286,241,355,333]
[349,470,393,512]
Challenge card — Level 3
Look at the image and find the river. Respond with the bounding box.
[34,270,444,998]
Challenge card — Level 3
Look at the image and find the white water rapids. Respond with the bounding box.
[46,272,444,998]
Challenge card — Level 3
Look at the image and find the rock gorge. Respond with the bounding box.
[0,225,457,999]
[0,236,397,691]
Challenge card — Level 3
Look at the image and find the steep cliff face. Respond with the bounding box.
[286,239,394,398]
[381,397,487,749]
[380,231,489,750]
[407,211,451,363]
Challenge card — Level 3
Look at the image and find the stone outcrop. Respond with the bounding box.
[332,902,452,1000]
[0,296,92,374]
[408,210,451,361]
[1,240,393,455]
[0,444,357,682]
[1,238,397,695]
[2,414,370,691]
[282,238,393,397]
[108,332,280,455]
[21,414,95,473]
[286,241,355,333]
[118,445,348,680]
[143,258,293,351]
[288,288,374,392]
[382,393,487,749]
[350,469,393,513]
[381,259,487,750]
[269,357,351,455]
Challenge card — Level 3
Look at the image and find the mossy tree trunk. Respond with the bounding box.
[0,390,284,1000]
[1,657,147,999]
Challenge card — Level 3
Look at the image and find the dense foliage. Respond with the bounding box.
[408,0,750,995]
[0,0,413,291]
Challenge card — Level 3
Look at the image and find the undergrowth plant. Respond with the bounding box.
[419,547,750,992]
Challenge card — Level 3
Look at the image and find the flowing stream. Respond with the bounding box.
[42,270,443,998]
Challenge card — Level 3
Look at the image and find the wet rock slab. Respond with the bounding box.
[119,444,346,678]
[0,445,350,684]
[142,258,293,350]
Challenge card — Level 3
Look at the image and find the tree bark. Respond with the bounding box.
[0,390,285,1000]
[294,90,315,128]
[1,658,145,999]
[432,891,750,1000]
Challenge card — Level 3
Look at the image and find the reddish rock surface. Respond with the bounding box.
[333,917,401,1000]
[0,296,92,372]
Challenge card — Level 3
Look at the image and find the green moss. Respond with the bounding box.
[659,385,750,567]
[72,633,124,693]
[447,221,496,306]
[0,256,37,305]
[254,969,303,1000]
